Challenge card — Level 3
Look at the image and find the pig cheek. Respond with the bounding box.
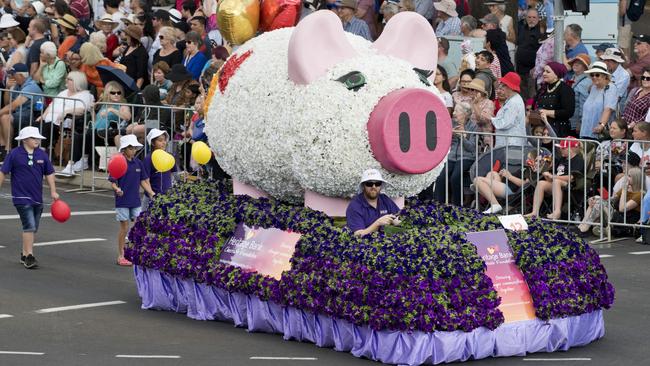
[367,89,452,174]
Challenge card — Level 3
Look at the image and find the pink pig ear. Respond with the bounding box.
[288,10,359,85]
[372,12,438,74]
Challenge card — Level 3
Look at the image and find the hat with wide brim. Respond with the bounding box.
[146,128,170,146]
[31,1,45,15]
[600,48,625,63]
[15,126,46,140]
[123,24,143,42]
[434,0,458,17]
[584,61,611,76]
[568,54,591,68]
[484,0,505,5]
[119,134,143,151]
[0,14,19,29]
[167,64,193,82]
[499,72,521,92]
[96,14,119,29]
[358,168,389,192]
[464,78,487,95]
[56,14,79,30]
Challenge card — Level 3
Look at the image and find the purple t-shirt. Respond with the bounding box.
[345,193,400,233]
[143,154,174,195]
[109,157,149,208]
[1,146,54,206]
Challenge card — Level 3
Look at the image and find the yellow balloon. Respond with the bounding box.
[151,150,175,173]
[218,0,260,45]
[192,141,212,165]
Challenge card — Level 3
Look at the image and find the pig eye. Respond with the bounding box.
[336,71,366,91]
[413,68,432,87]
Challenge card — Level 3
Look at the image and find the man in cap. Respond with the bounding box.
[593,43,616,59]
[329,0,371,41]
[600,47,630,100]
[434,0,461,36]
[492,72,527,148]
[346,169,400,237]
[0,126,59,269]
[628,35,650,90]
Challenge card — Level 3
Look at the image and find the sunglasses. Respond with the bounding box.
[642,76,650,81]
[109,91,122,95]
[590,73,604,78]
[363,181,383,188]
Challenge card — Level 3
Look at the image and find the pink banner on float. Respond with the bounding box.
[219,223,301,280]
[233,179,269,199]
[465,229,537,323]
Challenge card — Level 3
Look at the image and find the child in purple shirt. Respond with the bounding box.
[109,134,155,266]
[0,127,59,269]
[142,129,174,208]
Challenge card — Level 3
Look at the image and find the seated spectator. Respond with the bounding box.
[535,61,575,137]
[492,72,527,147]
[37,70,93,136]
[153,26,182,68]
[330,0,371,41]
[526,137,584,219]
[475,148,551,214]
[95,14,120,60]
[580,62,617,140]
[5,27,27,69]
[65,51,83,72]
[79,42,125,97]
[434,65,453,114]
[567,54,591,134]
[630,122,650,173]
[380,1,399,26]
[89,31,108,55]
[116,25,149,89]
[434,0,461,36]
[182,31,208,80]
[622,67,650,130]
[152,61,173,100]
[0,63,43,155]
[592,42,615,59]
[486,28,514,75]
[33,41,67,97]
[527,111,554,151]
[95,81,132,148]
[628,35,650,90]
[467,78,496,135]
[594,119,629,183]
[452,69,475,106]
[355,0,377,40]
[433,102,479,206]
[55,14,79,59]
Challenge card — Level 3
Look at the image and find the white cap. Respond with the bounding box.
[359,168,387,185]
[599,48,625,63]
[146,128,169,146]
[119,134,143,151]
[168,9,182,24]
[31,1,45,16]
[15,126,46,140]
[0,14,19,29]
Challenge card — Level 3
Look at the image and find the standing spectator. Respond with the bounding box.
[188,16,212,58]
[0,126,58,269]
[26,18,48,76]
[526,0,546,23]
[492,72,527,147]
[460,15,484,38]
[515,7,542,100]
[0,64,43,153]
[474,50,498,99]
[628,35,650,90]
[622,67,650,129]
[153,26,182,68]
[33,41,67,97]
[486,28,513,75]
[564,24,588,60]
[152,61,173,100]
[183,31,208,80]
[438,37,459,89]
[69,0,91,29]
[104,0,125,28]
[485,0,515,44]
[434,0,461,37]
[355,0,377,40]
[95,14,120,60]
[56,14,79,60]
[117,25,149,89]
[535,61,575,137]
[581,62,618,140]
[5,27,27,70]
[147,9,172,69]
[617,0,634,60]
[534,28,554,87]
[466,78,495,134]
[434,65,453,114]
[600,47,630,101]
[89,31,108,55]
[567,54,592,134]
[414,0,435,21]
[80,42,124,97]
[109,134,155,267]
[333,0,371,41]
[143,128,174,205]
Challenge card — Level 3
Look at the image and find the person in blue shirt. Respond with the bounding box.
[346,169,400,237]
[109,134,155,266]
[564,24,589,60]
[0,127,59,269]
[143,128,175,208]
[182,31,208,80]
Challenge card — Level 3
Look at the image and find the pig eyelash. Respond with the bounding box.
[336,71,367,91]
[413,68,432,87]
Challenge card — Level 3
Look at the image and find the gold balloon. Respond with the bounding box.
[151,150,175,173]
[218,0,260,45]
[192,141,212,165]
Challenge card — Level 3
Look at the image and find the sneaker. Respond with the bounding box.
[23,254,38,269]
[482,204,503,214]
[58,161,75,176]
[72,158,88,172]
[20,254,25,264]
[636,235,643,243]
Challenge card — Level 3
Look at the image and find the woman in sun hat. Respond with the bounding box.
[55,14,79,59]
[109,134,155,266]
[580,61,618,140]
[0,126,59,269]
[95,13,120,59]
[116,24,149,89]
[567,53,592,134]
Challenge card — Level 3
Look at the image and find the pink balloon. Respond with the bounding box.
[51,200,71,223]
[108,154,128,179]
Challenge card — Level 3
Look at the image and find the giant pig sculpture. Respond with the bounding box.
[205,11,452,203]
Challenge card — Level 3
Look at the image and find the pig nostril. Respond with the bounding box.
[425,111,437,151]
[398,112,410,152]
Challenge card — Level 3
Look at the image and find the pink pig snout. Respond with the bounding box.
[367,88,452,174]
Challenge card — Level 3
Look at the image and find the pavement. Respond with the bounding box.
[0,182,649,366]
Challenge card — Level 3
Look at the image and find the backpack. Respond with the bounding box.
[626,0,647,22]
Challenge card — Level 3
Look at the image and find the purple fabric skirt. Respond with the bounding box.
[134,266,605,365]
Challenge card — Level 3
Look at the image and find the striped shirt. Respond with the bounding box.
[435,16,462,36]
[343,17,371,41]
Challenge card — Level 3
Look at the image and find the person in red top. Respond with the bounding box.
[628,35,650,90]
[69,0,91,27]
[95,14,120,60]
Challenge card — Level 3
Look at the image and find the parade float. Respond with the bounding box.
[126,10,614,365]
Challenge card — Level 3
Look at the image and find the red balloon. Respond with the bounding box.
[260,0,301,32]
[108,154,128,179]
[51,200,71,223]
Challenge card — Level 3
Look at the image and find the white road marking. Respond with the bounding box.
[115,355,181,359]
[598,254,614,258]
[0,210,115,220]
[0,314,13,319]
[0,351,44,355]
[34,238,106,247]
[629,251,650,255]
[250,357,318,360]
[0,245,5,248]
[35,300,126,314]
[523,358,591,362]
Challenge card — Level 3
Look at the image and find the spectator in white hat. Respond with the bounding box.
[346,168,401,237]
[600,47,630,101]
[0,14,20,30]
[434,0,461,36]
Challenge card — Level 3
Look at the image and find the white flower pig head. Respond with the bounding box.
[206,11,452,202]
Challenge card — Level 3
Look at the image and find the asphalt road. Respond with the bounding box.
[0,183,648,366]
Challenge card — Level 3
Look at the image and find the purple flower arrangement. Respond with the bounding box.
[126,182,614,334]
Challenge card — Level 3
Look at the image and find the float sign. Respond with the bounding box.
[219,222,302,280]
[465,229,537,323]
